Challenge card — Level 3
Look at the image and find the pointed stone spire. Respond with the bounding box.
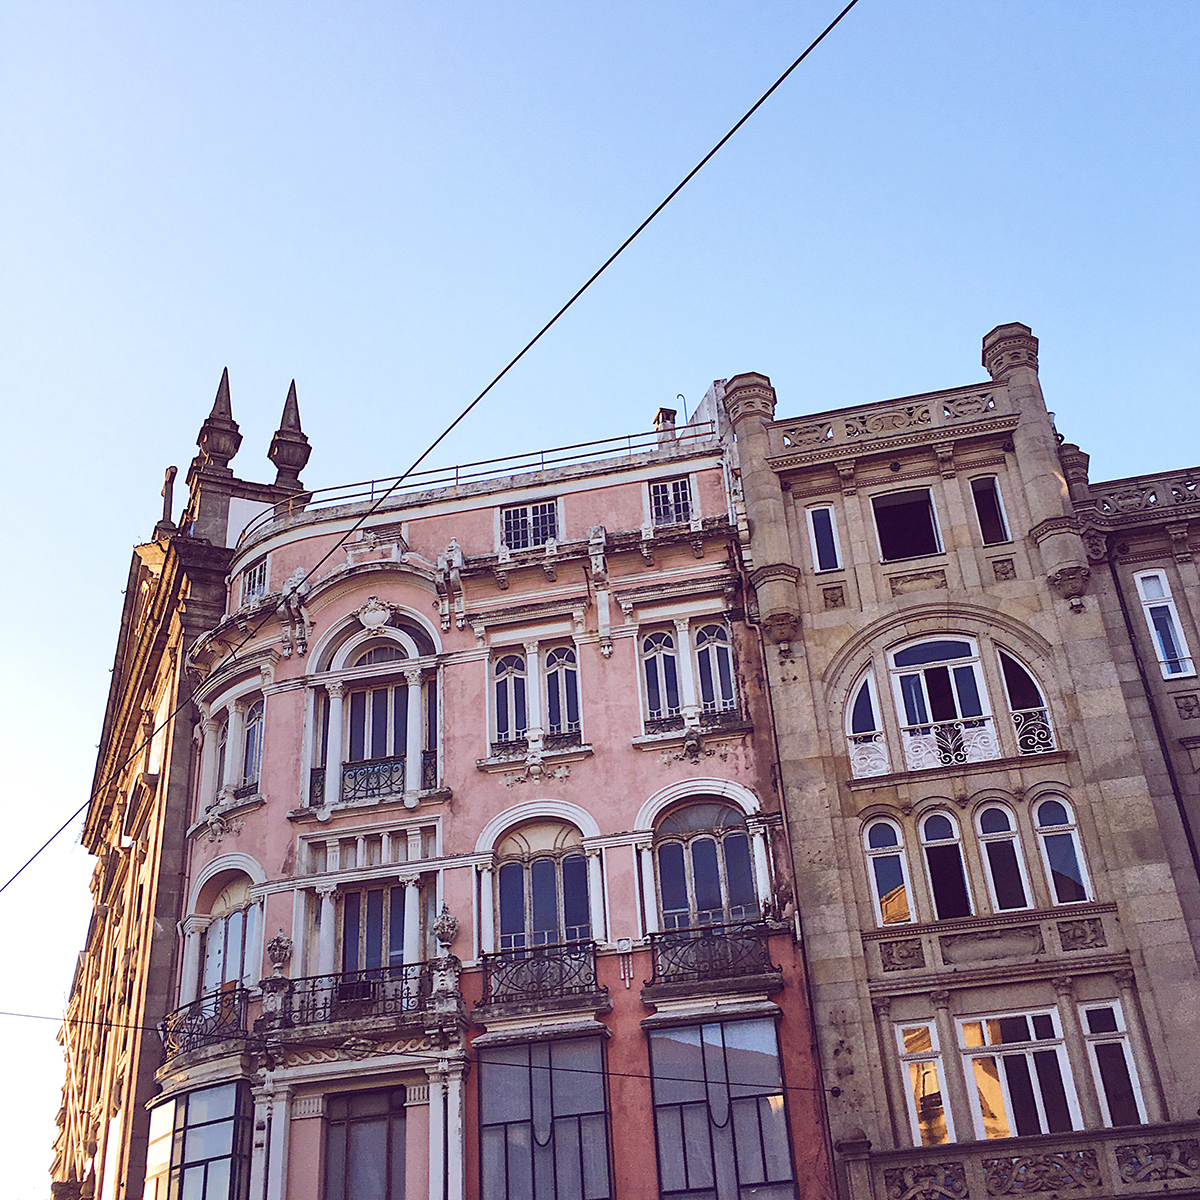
[268,379,312,490]
[195,368,242,471]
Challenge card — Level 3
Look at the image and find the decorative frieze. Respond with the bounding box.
[1057,918,1106,952]
[890,570,948,597]
[883,1162,969,1200]
[880,938,925,972]
[939,925,1043,965]
[981,1149,1100,1194]
[1115,1139,1200,1183]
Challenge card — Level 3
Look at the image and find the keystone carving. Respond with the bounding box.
[355,595,394,630]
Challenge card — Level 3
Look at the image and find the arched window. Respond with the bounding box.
[998,652,1056,754]
[920,812,972,920]
[847,672,889,778]
[241,699,264,788]
[890,639,998,770]
[863,820,912,925]
[642,632,680,721]
[215,717,229,793]
[544,646,581,736]
[494,654,527,744]
[695,624,736,714]
[654,801,757,929]
[496,822,591,949]
[201,877,259,995]
[1035,799,1091,904]
[353,643,407,667]
[976,805,1031,911]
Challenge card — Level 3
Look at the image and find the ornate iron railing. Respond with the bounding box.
[645,715,685,734]
[848,732,890,778]
[1012,707,1056,755]
[647,923,779,987]
[900,717,1000,771]
[232,780,259,800]
[162,988,250,1062]
[308,767,326,806]
[489,738,528,760]
[481,941,603,1004]
[421,750,438,790]
[284,964,431,1026]
[544,731,582,751]
[340,755,405,801]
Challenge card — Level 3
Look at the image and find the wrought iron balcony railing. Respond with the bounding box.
[162,988,250,1063]
[283,964,431,1026]
[647,923,780,988]
[421,749,438,790]
[901,717,1000,771]
[308,767,326,806]
[481,941,603,1005]
[1012,706,1057,755]
[848,731,890,778]
[341,755,405,802]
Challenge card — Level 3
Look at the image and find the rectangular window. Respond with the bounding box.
[502,500,558,550]
[960,1011,1078,1140]
[895,1024,952,1145]
[648,1018,794,1200]
[241,558,268,604]
[872,490,941,561]
[479,1037,612,1200]
[148,1083,252,1200]
[325,1088,407,1200]
[1134,572,1195,677]
[970,477,1010,545]
[341,885,407,973]
[650,477,693,527]
[807,505,841,571]
[1081,1003,1145,1127]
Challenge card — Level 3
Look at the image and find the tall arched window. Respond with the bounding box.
[241,699,264,789]
[544,646,581,737]
[496,822,591,950]
[1035,799,1091,903]
[920,812,972,920]
[863,819,912,926]
[215,718,229,793]
[642,631,680,722]
[976,805,1031,911]
[695,624,736,714]
[494,654,528,744]
[654,801,757,929]
[201,877,259,996]
[847,672,889,778]
[998,652,1056,755]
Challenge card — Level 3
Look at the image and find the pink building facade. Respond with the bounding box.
[134,384,833,1200]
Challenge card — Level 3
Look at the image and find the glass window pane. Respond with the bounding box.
[480,1046,531,1124]
[1000,654,1043,710]
[650,1027,705,1105]
[365,889,384,971]
[1044,833,1088,902]
[224,911,244,984]
[985,840,1028,909]
[872,856,910,924]
[691,838,722,917]
[506,1126,533,1200]
[346,1119,388,1200]
[664,653,680,712]
[972,1056,1011,1139]
[698,647,716,707]
[495,677,509,739]
[681,1104,715,1188]
[342,892,361,973]
[1002,1055,1042,1136]
[926,844,971,919]
[1033,1050,1075,1132]
[1095,1043,1141,1126]
[498,863,526,938]
[851,681,876,733]
[370,689,388,758]
[893,641,973,667]
[655,1108,688,1193]
[1150,606,1185,670]
[390,1115,406,1200]
[389,887,405,967]
[722,1019,782,1094]
[325,1124,347,1200]
[952,665,983,718]
[348,691,366,762]
[1037,801,1070,827]
[562,855,590,938]
[551,1120,581,1200]
[183,1119,234,1164]
[902,1027,933,1054]
[550,1039,605,1117]
[994,1016,1030,1044]
[908,1060,949,1146]
[723,834,757,911]
[1086,1007,1119,1035]
[514,676,527,734]
[480,1128,506,1200]
[900,674,929,725]
[1140,573,1166,599]
[811,508,838,570]
[180,1165,207,1200]
[579,1112,611,1200]
[867,822,898,849]
[565,667,580,725]
[971,478,1008,544]
[392,686,407,758]
[658,843,689,919]
[531,858,559,938]
[204,1158,231,1200]
[923,814,954,841]
[925,666,958,722]
[1032,1014,1056,1040]
[732,1098,765,1184]
[980,807,1012,834]
[758,1094,792,1180]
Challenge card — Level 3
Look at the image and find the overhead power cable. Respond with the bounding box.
[0,0,862,899]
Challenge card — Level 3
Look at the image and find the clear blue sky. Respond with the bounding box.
[1,2,1196,1193]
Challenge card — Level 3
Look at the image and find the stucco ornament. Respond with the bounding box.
[266,932,293,975]
[355,595,393,630]
[432,904,458,951]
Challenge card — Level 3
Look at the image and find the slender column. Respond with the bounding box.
[586,849,606,941]
[871,997,907,1146]
[427,1066,447,1200]
[402,875,423,963]
[638,842,658,935]
[478,866,495,955]
[179,916,210,1004]
[221,702,245,792]
[929,990,973,1142]
[322,682,345,808]
[198,715,220,811]
[405,668,424,800]
[1052,977,1103,1127]
[248,1087,271,1200]
[265,1082,292,1200]
[748,821,773,910]
[1114,969,1165,1122]
[316,885,339,976]
[291,887,307,978]
[523,640,543,741]
[673,619,700,726]
[445,1062,467,1200]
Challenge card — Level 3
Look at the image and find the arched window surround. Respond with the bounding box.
[494,821,592,950]
[974,802,1034,913]
[862,816,915,927]
[181,856,267,1005]
[1032,795,1093,905]
[200,680,269,807]
[918,809,974,921]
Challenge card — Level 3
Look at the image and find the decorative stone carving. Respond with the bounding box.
[836,460,857,496]
[780,421,835,450]
[883,1162,969,1200]
[1047,565,1090,600]
[355,596,393,630]
[934,442,956,479]
[1080,526,1107,563]
[890,570,948,597]
[845,404,931,439]
[991,559,1016,582]
[266,932,293,975]
[1116,1140,1200,1183]
[432,904,458,950]
[1166,522,1194,563]
[943,392,996,420]
[823,585,846,609]
[1174,694,1200,720]
[880,938,925,971]
[1056,918,1106,952]
[982,1150,1099,1194]
[939,926,1043,965]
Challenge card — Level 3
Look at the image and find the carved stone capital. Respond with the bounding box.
[1051,975,1076,998]
[1047,564,1091,600]
[326,680,345,700]
[1114,968,1136,990]
[315,882,340,902]
[929,989,951,1010]
[1166,522,1193,563]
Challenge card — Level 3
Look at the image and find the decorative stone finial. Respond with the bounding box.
[154,465,178,540]
[266,931,293,975]
[982,323,1039,382]
[196,368,242,470]
[432,904,458,951]
[268,380,312,491]
[722,371,777,426]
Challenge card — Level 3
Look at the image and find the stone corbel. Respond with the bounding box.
[1080,525,1108,563]
[1047,564,1091,607]
[436,540,465,631]
[596,589,613,658]
[588,526,608,584]
[492,566,508,590]
[1166,522,1193,564]
[639,522,655,565]
[934,441,955,479]
[836,459,857,497]
[542,539,558,581]
[690,535,705,559]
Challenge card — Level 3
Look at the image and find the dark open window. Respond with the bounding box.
[872,490,941,561]
[971,477,1010,545]
[921,813,972,919]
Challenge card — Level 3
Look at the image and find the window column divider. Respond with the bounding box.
[445,1060,467,1200]
[198,713,220,811]
[524,639,544,749]
[929,989,973,1140]
[478,865,495,955]
[586,847,606,941]
[404,667,423,803]
[870,997,908,1146]
[322,681,345,809]
[179,915,210,1003]
[638,841,658,936]
[673,618,701,728]
[427,1064,447,1200]
[221,701,245,796]
[1113,968,1166,1122]
[747,817,773,911]
[315,884,339,976]
[1052,976,1103,1126]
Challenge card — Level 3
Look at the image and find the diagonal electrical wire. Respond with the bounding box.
[0,0,862,899]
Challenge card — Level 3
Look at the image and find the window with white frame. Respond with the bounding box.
[241,558,267,604]
[1080,1001,1146,1127]
[959,1009,1079,1139]
[920,812,973,920]
[544,645,581,736]
[695,624,736,714]
[895,1023,953,1145]
[347,684,408,762]
[1034,798,1091,904]
[642,631,681,722]
[340,883,409,973]
[863,819,913,926]
[215,717,229,796]
[650,476,692,526]
[144,1083,252,1200]
[200,878,259,997]
[807,505,842,571]
[846,672,889,778]
[872,489,942,561]
[495,822,591,950]
[241,699,263,789]
[976,805,1031,912]
[1133,571,1195,677]
[970,477,1010,545]
[998,651,1056,755]
[493,654,528,743]
[502,499,557,550]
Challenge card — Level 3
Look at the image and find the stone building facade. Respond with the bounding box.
[724,325,1200,1200]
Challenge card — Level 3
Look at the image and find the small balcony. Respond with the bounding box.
[281,964,431,1027]
[162,988,250,1064]
[480,942,605,1007]
[1012,706,1056,755]
[340,755,406,802]
[901,717,1000,772]
[647,923,780,990]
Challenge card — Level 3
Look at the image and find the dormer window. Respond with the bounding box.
[502,500,557,550]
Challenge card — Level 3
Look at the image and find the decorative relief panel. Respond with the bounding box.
[991,559,1016,582]
[939,926,1043,965]
[823,585,846,609]
[880,938,926,972]
[1175,694,1200,721]
[884,1162,969,1200]
[1057,918,1107,952]
[1116,1140,1200,1184]
[981,1150,1100,1194]
[890,570,948,597]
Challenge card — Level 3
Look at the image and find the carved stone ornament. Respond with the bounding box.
[982,1149,1100,1194]
[991,559,1016,583]
[880,938,926,971]
[1175,694,1200,721]
[1056,918,1106,952]
[883,1162,969,1200]
[266,932,293,975]
[1080,527,1107,563]
[939,926,1043,965]
[432,904,458,950]
[1166,522,1193,564]
[1116,1139,1200,1183]
[890,570,948,597]
[823,585,846,610]
[355,596,393,630]
[1047,565,1090,600]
